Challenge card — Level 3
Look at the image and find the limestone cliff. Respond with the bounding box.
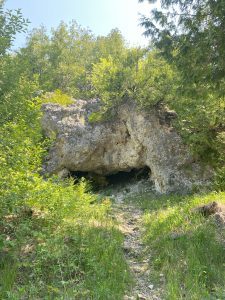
[41,99,209,193]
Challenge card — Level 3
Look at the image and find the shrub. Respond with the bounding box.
[41,89,74,106]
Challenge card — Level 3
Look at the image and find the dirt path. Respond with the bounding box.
[113,201,163,300]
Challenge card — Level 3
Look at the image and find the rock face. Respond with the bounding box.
[41,99,208,193]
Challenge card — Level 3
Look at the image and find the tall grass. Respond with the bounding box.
[0,97,131,299]
[138,192,225,299]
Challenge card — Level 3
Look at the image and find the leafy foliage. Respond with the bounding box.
[0,4,131,298]
[18,23,127,99]
[139,0,225,167]
[1,0,225,297]
[139,0,225,88]
[0,1,28,55]
[90,49,176,119]
[41,89,74,106]
[130,191,225,299]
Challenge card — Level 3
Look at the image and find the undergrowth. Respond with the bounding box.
[1,4,224,298]
[0,181,131,299]
[0,92,131,299]
[134,192,225,299]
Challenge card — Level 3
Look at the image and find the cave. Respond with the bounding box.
[70,166,150,189]
[106,166,150,185]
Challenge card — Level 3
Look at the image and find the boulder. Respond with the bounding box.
[194,201,225,227]
[41,99,210,193]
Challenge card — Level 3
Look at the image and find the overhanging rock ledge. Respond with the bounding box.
[41,99,210,193]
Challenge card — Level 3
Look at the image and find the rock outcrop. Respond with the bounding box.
[41,99,209,193]
[194,202,225,227]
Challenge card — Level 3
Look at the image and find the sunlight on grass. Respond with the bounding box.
[140,191,225,299]
[0,178,131,299]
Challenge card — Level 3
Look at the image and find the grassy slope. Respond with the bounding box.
[1,91,224,299]
[0,185,131,300]
[132,191,225,299]
[0,101,132,299]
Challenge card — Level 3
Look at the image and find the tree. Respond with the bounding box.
[18,23,128,99]
[0,0,28,55]
[139,0,225,166]
[90,48,175,121]
[94,29,126,62]
[0,1,32,123]
[139,0,225,93]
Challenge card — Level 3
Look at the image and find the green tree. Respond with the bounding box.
[19,22,95,97]
[0,1,31,123]
[94,29,126,61]
[18,23,128,99]
[18,27,51,89]
[90,48,175,120]
[0,0,28,55]
[139,0,225,166]
[139,0,225,91]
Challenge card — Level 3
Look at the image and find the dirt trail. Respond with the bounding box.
[113,201,163,300]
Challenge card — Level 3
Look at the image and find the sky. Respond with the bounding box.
[5,0,154,49]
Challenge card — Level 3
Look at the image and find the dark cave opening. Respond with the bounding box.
[106,167,150,185]
[70,166,150,189]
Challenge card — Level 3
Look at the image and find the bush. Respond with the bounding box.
[41,89,74,106]
[90,50,176,120]
[0,74,131,299]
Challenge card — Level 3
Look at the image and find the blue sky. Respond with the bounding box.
[5,0,154,49]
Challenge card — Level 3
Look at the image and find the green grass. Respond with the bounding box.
[0,180,132,300]
[1,105,224,299]
[0,95,131,299]
[134,191,225,299]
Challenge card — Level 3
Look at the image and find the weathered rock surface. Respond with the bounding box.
[194,202,225,227]
[41,99,209,193]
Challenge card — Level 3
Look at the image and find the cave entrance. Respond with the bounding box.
[106,166,150,186]
[70,166,150,190]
